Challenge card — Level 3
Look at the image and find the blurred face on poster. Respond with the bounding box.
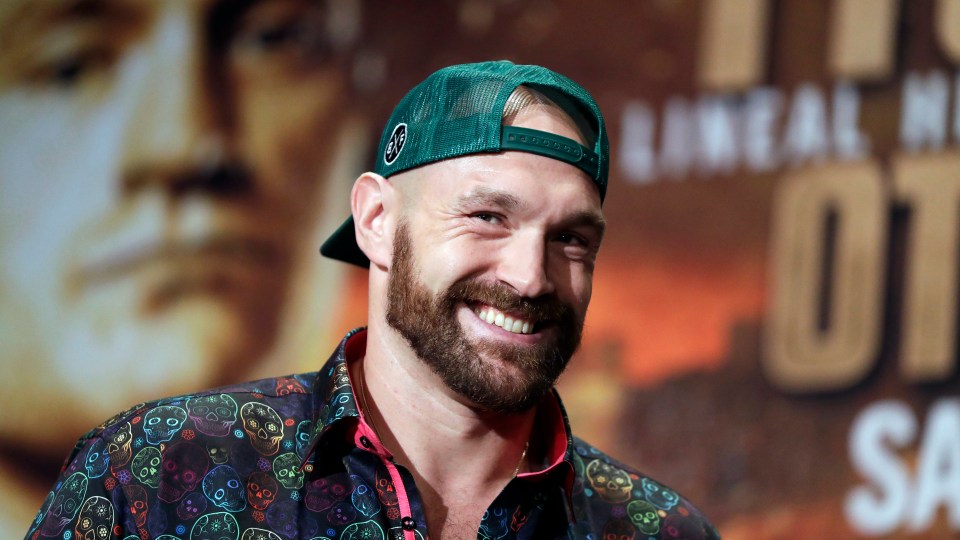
[0,0,351,447]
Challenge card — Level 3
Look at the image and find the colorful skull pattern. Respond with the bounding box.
[106,422,133,467]
[144,405,188,445]
[203,465,247,512]
[158,441,209,503]
[641,477,680,510]
[187,394,240,437]
[84,438,110,478]
[586,459,633,503]
[75,496,114,540]
[350,479,380,518]
[331,363,350,389]
[126,484,149,528]
[40,471,88,536]
[341,519,384,540]
[325,501,357,526]
[374,470,398,508]
[272,452,303,490]
[274,377,306,396]
[177,491,208,521]
[295,420,312,458]
[132,447,162,488]
[30,338,719,540]
[246,471,278,511]
[626,499,660,535]
[241,528,282,540]
[207,442,232,465]
[478,507,509,540]
[190,511,240,540]
[388,527,425,540]
[602,518,637,540]
[305,477,349,513]
[240,403,284,456]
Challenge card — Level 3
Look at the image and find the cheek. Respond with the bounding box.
[551,261,593,314]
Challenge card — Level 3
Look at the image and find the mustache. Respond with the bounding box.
[443,279,574,325]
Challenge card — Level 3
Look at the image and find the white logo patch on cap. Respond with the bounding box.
[383,123,407,165]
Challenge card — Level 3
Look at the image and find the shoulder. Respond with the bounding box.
[60,372,319,482]
[28,372,322,538]
[569,436,721,540]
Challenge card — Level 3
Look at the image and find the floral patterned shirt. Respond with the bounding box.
[26,328,720,540]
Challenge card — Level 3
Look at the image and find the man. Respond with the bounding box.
[1,0,358,533]
[27,61,719,539]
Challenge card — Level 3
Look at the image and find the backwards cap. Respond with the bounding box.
[320,60,609,267]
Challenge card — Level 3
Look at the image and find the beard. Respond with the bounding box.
[385,221,583,413]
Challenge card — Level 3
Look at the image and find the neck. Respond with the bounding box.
[356,324,539,535]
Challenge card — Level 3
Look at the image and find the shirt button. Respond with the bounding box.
[359,436,372,448]
[401,516,416,530]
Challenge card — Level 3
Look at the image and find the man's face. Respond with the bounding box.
[0,0,347,444]
[384,104,605,413]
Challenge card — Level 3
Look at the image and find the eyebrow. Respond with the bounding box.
[563,210,606,241]
[454,186,606,238]
[455,186,525,213]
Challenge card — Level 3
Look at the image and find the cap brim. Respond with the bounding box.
[319,217,371,268]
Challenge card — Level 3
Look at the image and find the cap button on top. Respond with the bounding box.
[401,516,416,530]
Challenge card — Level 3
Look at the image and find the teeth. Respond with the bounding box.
[472,304,535,334]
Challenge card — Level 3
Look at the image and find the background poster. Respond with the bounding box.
[2,1,959,538]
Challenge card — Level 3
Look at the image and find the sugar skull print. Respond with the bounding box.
[40,472,88,537]
[132,447,162,488]
[187,394,239,437]
[240,402,284,455]
[586,459,633,503]
[158,441,209,503]
[641,477,679,510]
[203,465,247,512]
[75,496,114,540]
[143,405,187,445]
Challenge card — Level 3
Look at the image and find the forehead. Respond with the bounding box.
[411,150,602,222]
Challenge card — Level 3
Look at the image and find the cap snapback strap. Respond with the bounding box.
[501,126,599,180]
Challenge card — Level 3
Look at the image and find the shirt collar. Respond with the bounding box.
[300,327,366,463]
[301,328,577,504]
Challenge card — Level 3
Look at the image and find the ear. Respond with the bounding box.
[351,172,394,269]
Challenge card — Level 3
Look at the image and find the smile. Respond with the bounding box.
[472,304,536,335]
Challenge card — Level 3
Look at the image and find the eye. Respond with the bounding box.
[555,232,586,246]
[472,212,502,225]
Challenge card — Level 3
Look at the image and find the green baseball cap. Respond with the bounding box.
[320,60,609,267]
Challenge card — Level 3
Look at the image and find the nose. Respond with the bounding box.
[496,231,556,299]
[119,5,236,194]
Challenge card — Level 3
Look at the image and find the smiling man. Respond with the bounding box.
[26,61,719,540]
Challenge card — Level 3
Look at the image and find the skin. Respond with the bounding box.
[0,0,348,529]
[351,102,605,538]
